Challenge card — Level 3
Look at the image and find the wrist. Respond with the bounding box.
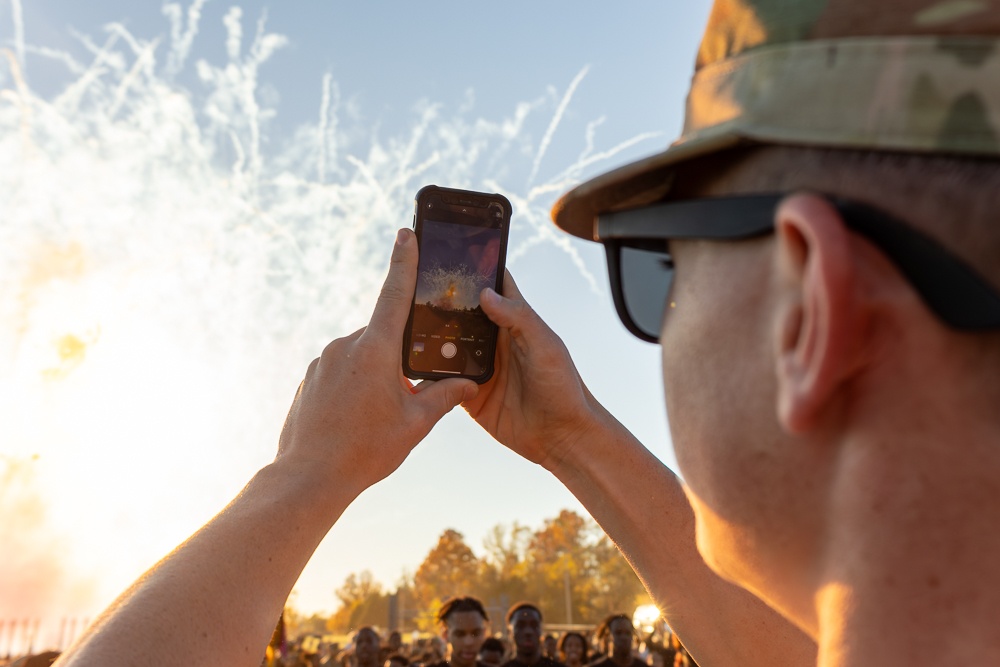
[255,456,361,522]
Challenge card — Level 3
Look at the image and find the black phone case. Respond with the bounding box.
[402,185,511,384]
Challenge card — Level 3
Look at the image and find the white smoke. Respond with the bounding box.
[0,1,660,647]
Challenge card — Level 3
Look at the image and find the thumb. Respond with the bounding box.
[411,378,480,425]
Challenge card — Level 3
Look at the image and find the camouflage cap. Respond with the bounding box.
[553,0,1000,241]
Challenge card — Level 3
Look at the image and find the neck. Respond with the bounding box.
[516,651,539,665]
[611,650,631,666]
[814,419,1000,666]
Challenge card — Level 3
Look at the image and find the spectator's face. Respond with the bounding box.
[389,632,403,651]
[480,648,503,667]
[609,620,633,657]
[356,629,381,667]
[444,611,488,667]
[561,635,584,664]
[543,636,557,657]
[509,608,542,659]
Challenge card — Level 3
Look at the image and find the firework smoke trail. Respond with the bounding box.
[0,1,660,637]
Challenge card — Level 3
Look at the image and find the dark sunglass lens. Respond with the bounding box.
[620,246,674,339]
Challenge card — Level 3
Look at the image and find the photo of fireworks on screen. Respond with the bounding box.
[418,263,491,312]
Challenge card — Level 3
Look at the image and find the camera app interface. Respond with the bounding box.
[409,218,502,376]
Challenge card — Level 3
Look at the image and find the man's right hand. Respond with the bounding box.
[462,271,612,471]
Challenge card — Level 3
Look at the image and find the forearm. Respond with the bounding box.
[549,402,816,667]
[57,460,351,667]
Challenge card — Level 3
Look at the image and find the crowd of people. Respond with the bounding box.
[268,598,696,667]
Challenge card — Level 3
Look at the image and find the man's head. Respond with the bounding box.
[597,615,635,659]
[505,602,543,661]
[479,637,506,667]
[385,654,410,667]
[437,596,490,667]
[542,634,557,659]
[355,627,382,667]
[551,0,1000,641]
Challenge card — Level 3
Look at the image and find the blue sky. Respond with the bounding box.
[1,0,714,623]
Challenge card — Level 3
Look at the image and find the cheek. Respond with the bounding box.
[660,244,778,512]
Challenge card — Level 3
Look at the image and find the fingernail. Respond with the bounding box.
[396,228,410,246]
[483,288,500,305]
[462,384,479,402]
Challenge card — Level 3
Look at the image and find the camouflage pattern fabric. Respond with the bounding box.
[552,0,1000,241]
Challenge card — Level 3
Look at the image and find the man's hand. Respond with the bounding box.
[462,271,607,471]
[277,228,479,498]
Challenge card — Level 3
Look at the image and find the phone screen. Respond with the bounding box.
[404,188,509,382]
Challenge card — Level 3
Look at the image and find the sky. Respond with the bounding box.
[0,0,714,648]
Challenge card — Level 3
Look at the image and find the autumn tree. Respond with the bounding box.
[479,522,531,613]
[413,529,481,628]
[524,509,596,624]
[326,511,650,633]
[328,570,390,633]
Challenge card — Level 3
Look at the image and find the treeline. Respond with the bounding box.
[295,510,649,635]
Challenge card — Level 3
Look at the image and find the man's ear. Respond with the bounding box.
[773,193,865,434]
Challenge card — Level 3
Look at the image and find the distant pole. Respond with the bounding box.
[563,569,573,625]
[388,592,399,632]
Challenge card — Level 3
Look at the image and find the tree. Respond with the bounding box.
[525,510,595,624]
[476,522,532,624]
[413,529,481,618]
[328,571,390,633]
[584,536,649,620]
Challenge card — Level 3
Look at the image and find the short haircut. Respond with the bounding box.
[437,596,489,625]
[386,654,410,667]
[596,614,635,642]
[505,601,542,626]
[356,626,380,641]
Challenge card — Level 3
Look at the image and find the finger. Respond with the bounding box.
[480,281,539,336]
[365,228,418,343]
[411,378,479,424]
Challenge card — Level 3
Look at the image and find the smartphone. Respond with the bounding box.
[402,185,511,384]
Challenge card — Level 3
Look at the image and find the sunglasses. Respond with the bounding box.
[598,194,1000,343]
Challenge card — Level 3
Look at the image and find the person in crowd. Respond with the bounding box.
[541,636,557,662]
[499,604,564,667]
[48,2,1000,666]
[477,638,505,667]
[385,654,410,667]
[353,628,382,667]
[430,597,490,667]
[589,616,644,667]
[556,632,586,667]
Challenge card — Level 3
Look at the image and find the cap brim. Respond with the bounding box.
[551,130,749,242]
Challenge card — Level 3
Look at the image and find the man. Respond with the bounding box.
[462,1,1000,664]
[354,628,382,667]
[500,604,564,667]
[429,597,490,667]
[478,638,505,667]
[51,1,1000,666]
[589,616,644,667]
